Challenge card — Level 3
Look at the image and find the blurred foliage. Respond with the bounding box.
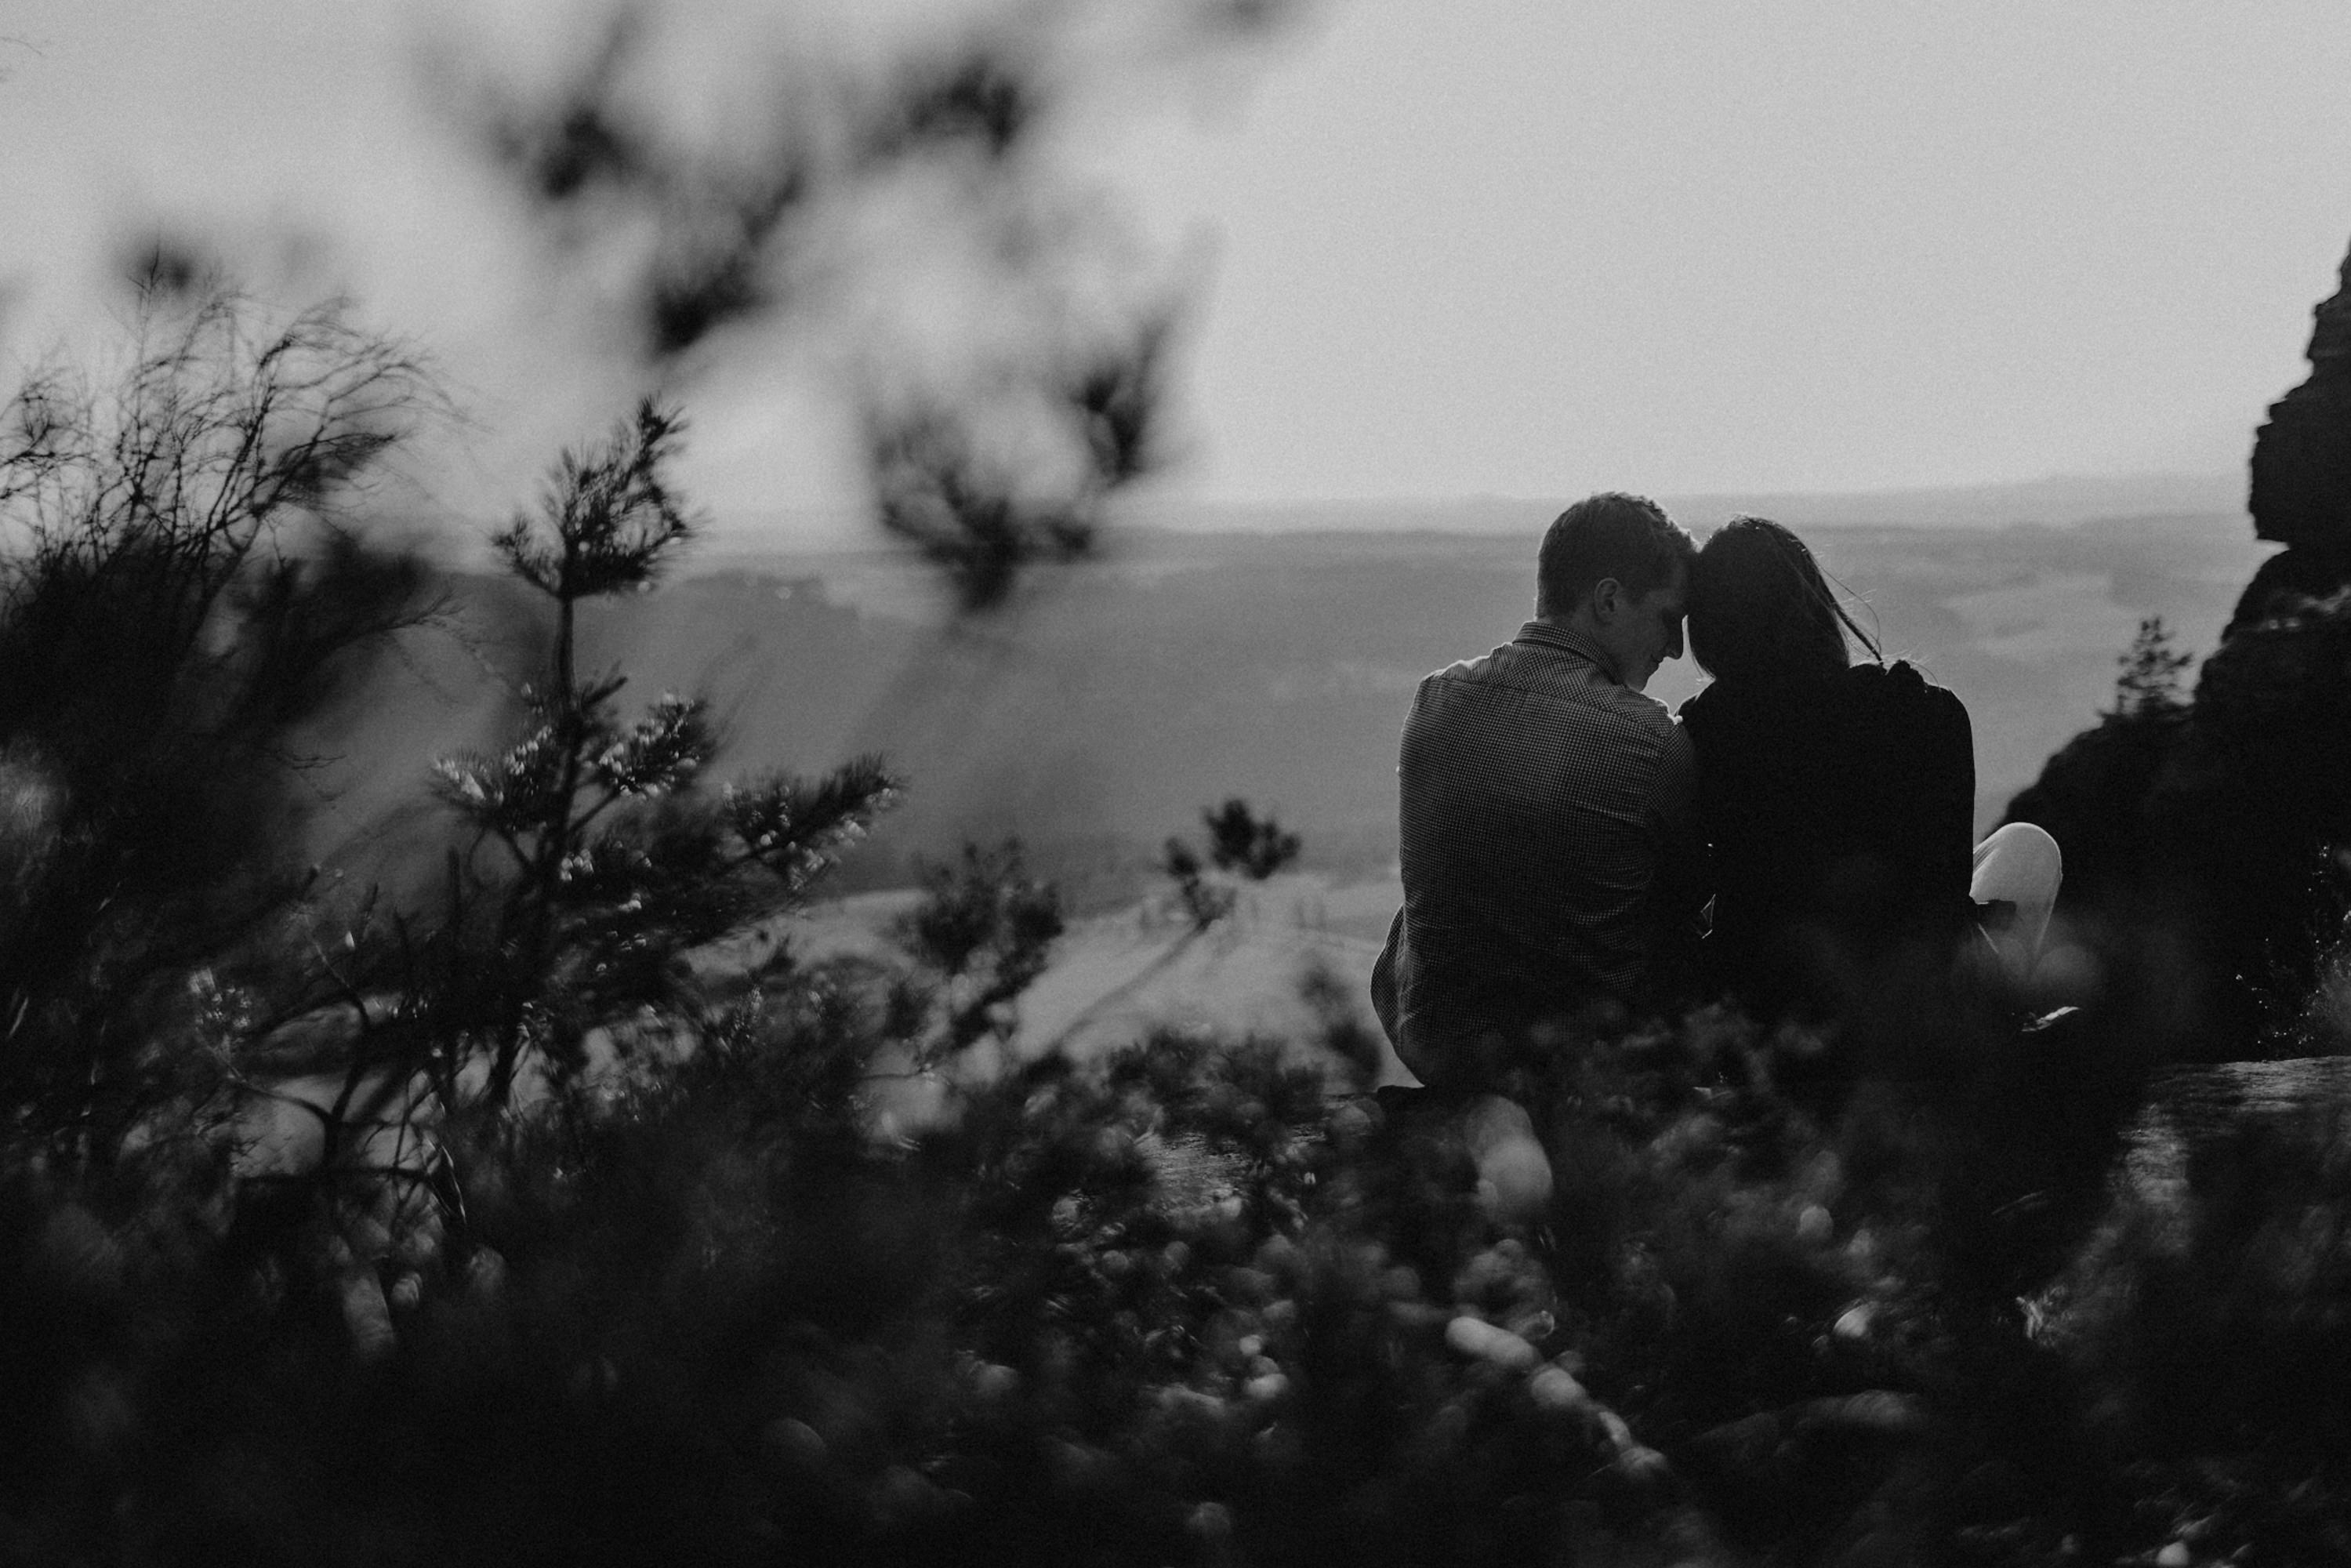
[889,839,1065,1061]
[9,904,2341,1566]
[2041,1098,2351,1562]
[1160,798,1298,932]
[1159,837,1233,932]
[0,290,440,1156]
[436,0,1307,608]
[1202,797,1303,883]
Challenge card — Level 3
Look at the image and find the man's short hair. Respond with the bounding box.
[1535,492,1695,618]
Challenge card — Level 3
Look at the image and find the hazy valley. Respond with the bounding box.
[307,508,2272,913]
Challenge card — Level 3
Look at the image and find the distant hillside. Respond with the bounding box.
[1091,473,2248,541]
[299,514,2269,903]
[688,473,2248,557]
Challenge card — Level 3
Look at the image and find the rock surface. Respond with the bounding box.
[2240,235,2351,630]
[2251,243,2351,554]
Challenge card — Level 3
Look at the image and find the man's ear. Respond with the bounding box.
[1589,576,1626,622]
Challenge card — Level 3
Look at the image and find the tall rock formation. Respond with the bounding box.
[2237,245,2351,626]
[2008,234,2351,1056]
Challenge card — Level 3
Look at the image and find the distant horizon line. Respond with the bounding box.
[673,468,2251,551]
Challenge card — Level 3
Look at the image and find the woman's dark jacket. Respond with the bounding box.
[1678,660,1976,1018]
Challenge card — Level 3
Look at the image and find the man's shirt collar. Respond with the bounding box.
[1514,619,1625,687]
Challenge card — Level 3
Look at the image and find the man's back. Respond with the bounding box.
[1387,620,1700,1087]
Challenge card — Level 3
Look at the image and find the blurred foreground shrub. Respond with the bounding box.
[0,291,440,1152]
[13,980,2308,1566]
[2037,1099,2351,1562]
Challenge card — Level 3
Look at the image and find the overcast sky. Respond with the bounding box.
[3,0,2350,534]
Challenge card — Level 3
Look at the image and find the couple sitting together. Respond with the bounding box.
[1373,491,2062,1099]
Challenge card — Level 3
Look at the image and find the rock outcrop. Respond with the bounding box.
[2008,235,2351,1054]
[2239,245,2351,626]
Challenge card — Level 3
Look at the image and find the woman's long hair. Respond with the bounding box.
[1686,515,1880,683]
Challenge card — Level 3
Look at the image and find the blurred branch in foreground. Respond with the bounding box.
[433,0,1309,606]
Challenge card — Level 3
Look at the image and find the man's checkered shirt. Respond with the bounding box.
[1382,620,1703,1088]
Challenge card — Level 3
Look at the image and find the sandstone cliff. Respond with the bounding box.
[2008,236,2351,1054]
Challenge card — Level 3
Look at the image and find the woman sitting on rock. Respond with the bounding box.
[1676,516,2061,1045]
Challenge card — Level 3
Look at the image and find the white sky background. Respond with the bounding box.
[2,0,2351,538]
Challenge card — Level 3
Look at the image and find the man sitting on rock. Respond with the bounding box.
[1372,492,1705,1214]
